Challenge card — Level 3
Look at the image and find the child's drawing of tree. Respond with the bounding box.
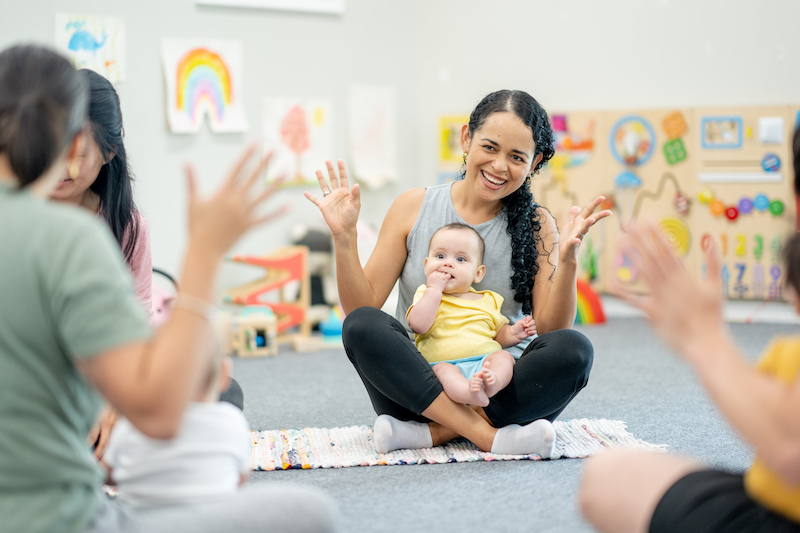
[280,105,309,182]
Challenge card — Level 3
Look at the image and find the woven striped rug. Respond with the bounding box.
[249,418,666,471]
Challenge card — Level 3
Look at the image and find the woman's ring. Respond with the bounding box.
[323,191,331,197]
[579,232,587,238]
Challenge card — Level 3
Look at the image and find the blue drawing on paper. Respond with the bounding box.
[55,14,125,83]
[66,22,107,55]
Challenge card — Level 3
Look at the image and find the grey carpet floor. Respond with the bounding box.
[233,317,798,533]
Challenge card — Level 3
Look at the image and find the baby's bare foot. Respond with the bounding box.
[482,361,501,398]
[467,372,489,407]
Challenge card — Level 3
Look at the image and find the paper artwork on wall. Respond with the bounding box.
[438,115,469,184]
[54,13,126,83]
[348,85,397,190]
[161,39,247,134]
[263,98,333,185]
[196,0,345,14]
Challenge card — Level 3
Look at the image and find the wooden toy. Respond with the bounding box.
[223,246,311,338]
[232,307,278,357]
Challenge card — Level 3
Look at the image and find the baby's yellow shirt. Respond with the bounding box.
[407,285,509,363]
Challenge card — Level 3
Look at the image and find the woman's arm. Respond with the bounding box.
[532,199,611,334]
[78,147,284,439]
[306,160,423,313]
[622,221,800,486]
[530,209,573,333]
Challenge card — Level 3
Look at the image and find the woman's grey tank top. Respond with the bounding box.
[396,181,533,357]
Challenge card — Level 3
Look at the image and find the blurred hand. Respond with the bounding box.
[185,145,287,259]
[86,404,118,460]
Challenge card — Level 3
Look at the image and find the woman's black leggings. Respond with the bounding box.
[342,306,594,427]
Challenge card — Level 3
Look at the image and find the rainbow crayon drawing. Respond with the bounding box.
[162,39,247,133]
[177,48,231,127]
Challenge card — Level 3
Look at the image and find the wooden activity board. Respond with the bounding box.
[529,105,799,301]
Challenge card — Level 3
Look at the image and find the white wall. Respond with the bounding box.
[0,0,424,290]
[2,0,800,290]
[415,0,800,199]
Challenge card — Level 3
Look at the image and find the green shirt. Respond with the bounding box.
[0,183,150,533]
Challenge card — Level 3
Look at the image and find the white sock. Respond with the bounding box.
[490,419,556,458]
[372,414,433,454]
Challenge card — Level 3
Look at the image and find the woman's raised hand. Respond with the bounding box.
[185,145,287,258]
[304,159,361,239]
[559,196,612,260]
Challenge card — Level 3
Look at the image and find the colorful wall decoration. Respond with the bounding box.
[525,104,799,301]
[575,279,606,325]
[263,98,334,186]
[347,85,397,190]
[161,39,247,133]
[437,115,469,184]
[55,13,126,83]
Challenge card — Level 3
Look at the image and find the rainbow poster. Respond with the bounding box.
[162,39,247,133]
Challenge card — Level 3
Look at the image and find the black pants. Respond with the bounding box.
[650,470,800,533]
[220,377,244,411]
[342,306,593,427]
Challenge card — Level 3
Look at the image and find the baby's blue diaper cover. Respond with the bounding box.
[430,354,489,380]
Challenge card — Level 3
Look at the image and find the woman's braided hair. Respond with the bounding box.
[462,90,555,315]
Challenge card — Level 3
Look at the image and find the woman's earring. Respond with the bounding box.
[462,151,468,164]
[68,161,79,179]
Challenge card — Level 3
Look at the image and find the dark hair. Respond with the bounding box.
[0,45,87,187]
[430,222,486,264]
[462,90,556,315]
[786,126,800,296]
[783,233,800,298]
[80,69,140,263]
[793,125,800,197]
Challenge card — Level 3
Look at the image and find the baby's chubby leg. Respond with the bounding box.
[480,350,515,398]
[433,362,489,407]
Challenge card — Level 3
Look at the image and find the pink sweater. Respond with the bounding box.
[98,209,152,313]
[125,211,152,313]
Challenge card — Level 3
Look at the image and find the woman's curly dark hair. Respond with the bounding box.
[462,90,555,315]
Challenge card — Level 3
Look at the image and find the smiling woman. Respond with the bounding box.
[305,89,612,457]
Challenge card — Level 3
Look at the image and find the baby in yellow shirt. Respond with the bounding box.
[406,223,536,407]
